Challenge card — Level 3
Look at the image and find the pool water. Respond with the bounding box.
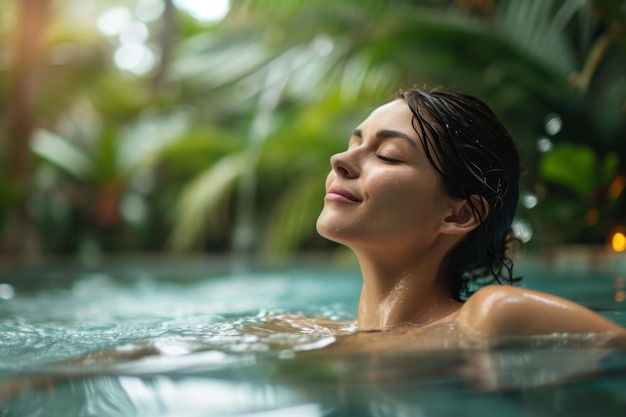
[0,257,625,416]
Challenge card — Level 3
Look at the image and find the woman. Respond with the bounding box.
[316,88,625,336]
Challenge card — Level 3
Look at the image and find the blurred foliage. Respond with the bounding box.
[0,0,625,262]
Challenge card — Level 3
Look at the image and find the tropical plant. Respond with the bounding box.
[0,0,192,257]
[167,0,626,255]
[1,0,624,261]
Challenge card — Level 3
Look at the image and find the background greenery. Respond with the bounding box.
[1,0,625,264]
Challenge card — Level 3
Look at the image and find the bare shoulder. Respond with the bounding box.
[453,285,625,336]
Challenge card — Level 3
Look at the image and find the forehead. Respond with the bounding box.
[359,99,415,131]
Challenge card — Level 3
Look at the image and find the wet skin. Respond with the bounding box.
[317,99,626,336]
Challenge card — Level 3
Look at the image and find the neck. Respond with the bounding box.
[354,247,462,330]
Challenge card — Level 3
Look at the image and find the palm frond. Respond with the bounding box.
[169,152,247,251]
[119,109,191,170]
[498,0,580,76]
[264,171,327,256]
[31,129,92,180]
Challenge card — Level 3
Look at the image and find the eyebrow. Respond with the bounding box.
[353,129,419,148]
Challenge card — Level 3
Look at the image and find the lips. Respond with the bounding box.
[326,185,362,203]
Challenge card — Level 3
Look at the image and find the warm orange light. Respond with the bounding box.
[615,291,625,302]
[608,174,625,200]
[612,232,626,252]
[585,209,599,226]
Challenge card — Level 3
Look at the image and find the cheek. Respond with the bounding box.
[372,173,419,204]
[325,171,335,190]
[370,174,441,219]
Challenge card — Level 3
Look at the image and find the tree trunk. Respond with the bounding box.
[1,0,52,263]
[153,0,177,94]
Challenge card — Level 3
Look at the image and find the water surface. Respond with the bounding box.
[0,259,625,416]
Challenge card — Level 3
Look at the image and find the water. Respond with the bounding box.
[0,258,625,416]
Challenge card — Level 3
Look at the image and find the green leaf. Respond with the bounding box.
[265,171,327,255]
[600,151,619,184]
[539,141,597,197]
[31,129,92,180]
[169,153,247,251]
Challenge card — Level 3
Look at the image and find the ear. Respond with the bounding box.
[440,194,489,235]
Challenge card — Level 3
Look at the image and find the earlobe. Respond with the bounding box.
[441,195,489,235]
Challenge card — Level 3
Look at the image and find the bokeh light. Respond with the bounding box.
[97,7,133,36]
[174,0,230,22]
[121,193,148,225]
[135,0,165,22]
[536,137,553,152]
[611,230,626,252]
[97,5,157,75]
[544,113,562,136]
[608,174,625,200]
[119,21,149,44]
[0,284,15,300]
[585,209,599,226]
[521,191,538,209]
[512,218,533,243]
[113,43,156,75]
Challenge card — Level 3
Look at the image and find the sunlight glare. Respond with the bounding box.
[174,0,230,22]
[114,43,156,75]
[120,21,149,44]
[97,7,133,36]
[135,0,165,22]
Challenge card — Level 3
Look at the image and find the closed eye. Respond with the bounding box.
[377,155,402,163]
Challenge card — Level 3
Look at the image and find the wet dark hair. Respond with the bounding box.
[398,88,521,301]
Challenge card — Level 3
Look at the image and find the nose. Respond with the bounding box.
[330,149,360,179]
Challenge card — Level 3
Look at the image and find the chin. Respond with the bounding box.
[315,215,331,240]
[316,213,344,243]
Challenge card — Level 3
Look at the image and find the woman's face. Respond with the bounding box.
[316,99,455,253]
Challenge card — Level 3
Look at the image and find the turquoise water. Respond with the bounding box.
[0,258,625,416]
